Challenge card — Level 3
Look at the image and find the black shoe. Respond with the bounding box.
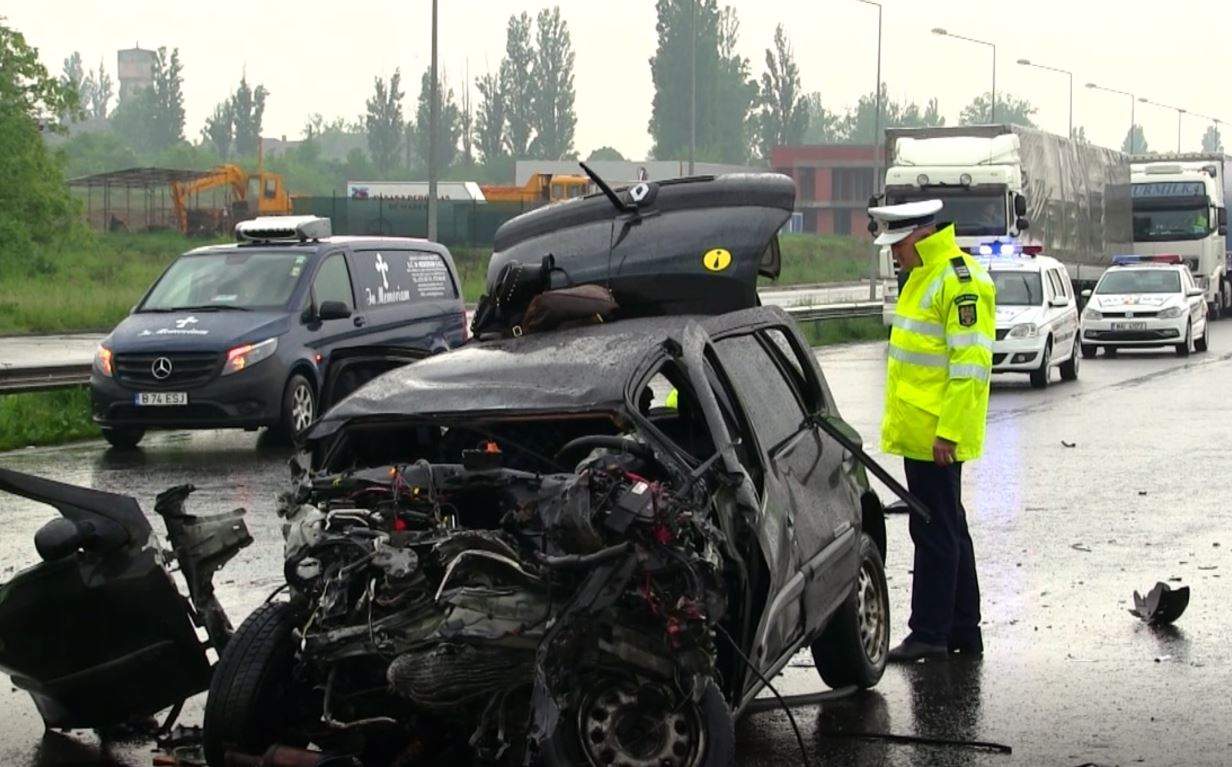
[949,634,984,656]
[887,639,949,663]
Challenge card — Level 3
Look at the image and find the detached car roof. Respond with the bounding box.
[309,306,794,436]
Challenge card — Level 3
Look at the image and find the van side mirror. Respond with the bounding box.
[1081,288,1093,299]
[1014,194,1028,217]
[1050,296,1068,308]
[317,301,352,321]
[1016,216,1030,232]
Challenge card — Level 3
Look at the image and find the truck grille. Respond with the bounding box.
[114,352,220,388]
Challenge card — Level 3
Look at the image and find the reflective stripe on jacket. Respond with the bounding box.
[881,225,996,462]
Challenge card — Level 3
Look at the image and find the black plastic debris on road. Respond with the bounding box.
[1129,582,1190,625]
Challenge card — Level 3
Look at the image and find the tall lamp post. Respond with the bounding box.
[858,0,882,300]
[689,0,696,175]
[1085,82,1136,153]
[1139,97,1187,154]
[1018,58,1072,138]
[427,0,439,241]
[932,28,996,122]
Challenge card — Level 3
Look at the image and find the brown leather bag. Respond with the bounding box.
[520,285,618,334]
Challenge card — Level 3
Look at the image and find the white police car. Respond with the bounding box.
[1080,256,1209,358]
[977,246,1081,389]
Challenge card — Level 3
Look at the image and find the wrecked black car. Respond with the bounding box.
[197,171,890,766]
[0,172,891,766]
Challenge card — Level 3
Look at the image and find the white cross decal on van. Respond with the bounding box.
[375,253,390,290]
[175,316,198,329]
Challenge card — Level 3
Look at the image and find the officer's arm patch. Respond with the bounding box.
[950,256,972,282]
[957,302,977,327]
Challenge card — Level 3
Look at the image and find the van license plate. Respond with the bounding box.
[135,392,187,406]
[1112,321,1147,331]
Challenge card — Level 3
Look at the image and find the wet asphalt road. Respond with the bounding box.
[2,332,1231,766]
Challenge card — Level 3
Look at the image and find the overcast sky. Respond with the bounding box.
[9,0,1230,159]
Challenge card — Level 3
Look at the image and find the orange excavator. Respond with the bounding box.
[171,164,292,235]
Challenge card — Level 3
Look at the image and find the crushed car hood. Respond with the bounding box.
[487,173,795,318]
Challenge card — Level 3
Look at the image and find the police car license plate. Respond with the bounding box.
[135,392,187,406]
[1112,321,1147,331]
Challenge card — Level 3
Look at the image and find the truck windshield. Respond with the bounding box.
[1095,270,1181,295]
[1132,207,1210,241]
[990,271,1043,306]
[140,250,308,312]
[890,192,1006,237]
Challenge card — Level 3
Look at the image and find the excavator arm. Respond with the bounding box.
[170,165,249,233]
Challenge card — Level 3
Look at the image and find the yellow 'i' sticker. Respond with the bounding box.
[703,248,732,272]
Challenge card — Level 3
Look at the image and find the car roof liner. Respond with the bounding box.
[488,171,795,319]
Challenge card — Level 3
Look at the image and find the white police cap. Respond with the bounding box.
[867,199,943,245]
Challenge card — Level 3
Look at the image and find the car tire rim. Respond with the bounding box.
[856,559,888,665]
[577,680,704,767]
[291,383,314,432]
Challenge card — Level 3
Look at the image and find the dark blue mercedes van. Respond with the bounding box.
[90,216,467,448]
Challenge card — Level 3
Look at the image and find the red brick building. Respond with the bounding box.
[771,145,885,238]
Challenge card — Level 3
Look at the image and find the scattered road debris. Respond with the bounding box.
[1129,582,1190,625]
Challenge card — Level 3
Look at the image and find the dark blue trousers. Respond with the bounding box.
[904,458,982,646]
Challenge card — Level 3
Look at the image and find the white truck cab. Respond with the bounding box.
[977,252,1081,388]
[1130,155,1232,317]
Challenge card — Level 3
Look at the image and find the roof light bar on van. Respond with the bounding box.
[236,216,332,243]
[970,241,1035,258]
[1112,254,1182,265]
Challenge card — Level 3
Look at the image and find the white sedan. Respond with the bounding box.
[1080,262,1209,357]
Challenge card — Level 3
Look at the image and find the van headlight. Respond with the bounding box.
[222,337,278,376]
[1006,323,1038,339]
[1158,306,1186,319]
[1083,307,1102,321]
[93,344,113,377]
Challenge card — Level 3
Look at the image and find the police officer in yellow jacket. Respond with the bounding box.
[869,199,996,662]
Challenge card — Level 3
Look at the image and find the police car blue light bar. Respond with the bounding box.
[1112,254,1183,265]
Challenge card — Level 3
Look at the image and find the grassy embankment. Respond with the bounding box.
[0,232,881,451]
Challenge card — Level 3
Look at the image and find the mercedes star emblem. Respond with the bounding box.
[151,357,173,380]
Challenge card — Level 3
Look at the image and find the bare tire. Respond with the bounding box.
[1176,322,1192,357]
[1080,343,1098,359]
[810,533,889,690]
[270,374,316,441]
[1029,340,1052,389]
[1196,320,1209,353]
[1059,336,1080,382]
[203,602,304,767]
[538,677,734,767]
[101,426,145,449]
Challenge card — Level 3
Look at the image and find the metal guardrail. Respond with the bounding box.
[0,364,93,395]
[0,301,885,395]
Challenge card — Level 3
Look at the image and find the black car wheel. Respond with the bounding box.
[1029,339,1052,389]
[811,533,889,690]
[101,425,145,449]
[270,374,316,441]
[1176,321,1193,357]
[1196,320,1209,353]
[538,677,734,767]
[1059,336,1080,381]
[203,602,305,767]
[1080,343,1098,359]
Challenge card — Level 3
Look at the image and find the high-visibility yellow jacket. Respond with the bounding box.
[881,225,996,462]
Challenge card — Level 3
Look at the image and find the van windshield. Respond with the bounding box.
[140,250,308,312]
[990,270,1043,306]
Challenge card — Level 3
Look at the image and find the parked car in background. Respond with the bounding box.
[89,216,467,448]
[979,250,1081,388]
[1080,256,1209,357]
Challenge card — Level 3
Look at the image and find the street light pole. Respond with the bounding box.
[1085,82,1136,153]
[427,0,439,241]
[1018,59,1072,138]
[1139,97,1187,153]
[689,0,696,175]
[933,28,996,122]
[858,0,882,300]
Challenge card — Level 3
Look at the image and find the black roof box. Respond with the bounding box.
[488,172,795,318]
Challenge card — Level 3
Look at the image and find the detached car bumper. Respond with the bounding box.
[1081,318,1186,348]
[992,333,1046,372]
[90,359,289,429]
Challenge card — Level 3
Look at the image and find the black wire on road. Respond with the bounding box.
[715,623,812,767]
[824,730,1013,755]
